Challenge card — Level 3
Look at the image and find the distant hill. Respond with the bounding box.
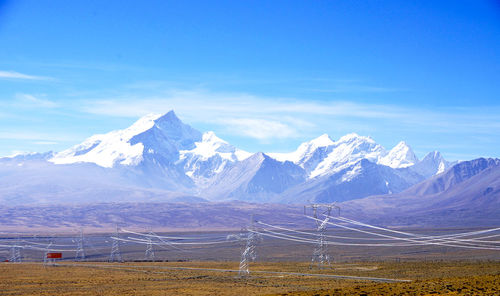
[342,158,500,227]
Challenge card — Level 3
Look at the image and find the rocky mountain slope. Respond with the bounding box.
[343,158,500,226]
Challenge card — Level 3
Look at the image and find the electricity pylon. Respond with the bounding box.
[109,225,123,262]
[43,240,54,266]
[144,230,155,261]
[75,229,86,261]
[9,243,22,263]
[305,203,340,269]
[230,215,262,277]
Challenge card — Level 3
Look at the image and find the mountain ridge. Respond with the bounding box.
[0,111,460,205]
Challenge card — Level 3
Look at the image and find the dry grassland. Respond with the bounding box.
[0,261,499,295]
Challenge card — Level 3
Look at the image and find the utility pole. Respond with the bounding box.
[109,225,123,262]
[75,229,86,261]
[305,203,340,269]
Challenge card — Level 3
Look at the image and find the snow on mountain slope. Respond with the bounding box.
[269,133,388,179]
[181,131,251,163]
[269,134,447,181]
[47,111,206,191]
[378,141,418,168]
[47,111,207,192]
[2,110,454,205]
[309,133,386,178]
[49,111,252,189]
[50,111,204,169]
[50,113,162,167]
[280,158,423,204]
[179,131,251,187]
[269,134,334,164]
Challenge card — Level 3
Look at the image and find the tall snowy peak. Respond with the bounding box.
[269,134,334,165]
[309,133,386,178]
[179,131,251,186]
[50,111,202,168]
[378,141,418,168]
[180,131,251,162]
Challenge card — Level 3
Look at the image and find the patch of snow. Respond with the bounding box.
[309,133,385,178]
[437,160,446,174]
[50,113,162,168]
[268,134,334,163]
[341,162,362,182]
[179,131,251,186]
[378,141,418,168]
[180,131,250,162]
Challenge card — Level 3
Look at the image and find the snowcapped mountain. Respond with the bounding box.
[179,131,251,187]
[268,135,443,181]
[1,110,455,205]
[270,133,388,179]
[269,134,334,165]
[280,158,425,204]
[2,111,497,228]
[309,133,387,178]
[48,111,251,190]
[378,141,418,168]
[50,111,201,168]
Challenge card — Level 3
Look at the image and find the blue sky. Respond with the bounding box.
[0,0,499,160]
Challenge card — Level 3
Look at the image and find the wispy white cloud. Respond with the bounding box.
[33,141,59,145]
[69,87,500,154]
[306,85,404,93]
[80,89,409,120]
[79,88,499,128]
[0,131,78,142]
[0,70,52,80]
[219,118,297,141]
[16,93,58,108]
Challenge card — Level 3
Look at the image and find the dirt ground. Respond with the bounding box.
[0,261,498,295]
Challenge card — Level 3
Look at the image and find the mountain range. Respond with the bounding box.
[0,111,498,228]
[343,158,500,227]
[1,111,451,205]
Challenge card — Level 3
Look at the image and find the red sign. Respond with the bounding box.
[46,252,62,259]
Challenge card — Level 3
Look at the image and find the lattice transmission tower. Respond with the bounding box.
[109,225,123,262]
[233,215,262,277]
[305,203,340,269]
[43,240,54,266]
[75,229,86,261]
[144,230,155,261]
[9,242,22,263]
